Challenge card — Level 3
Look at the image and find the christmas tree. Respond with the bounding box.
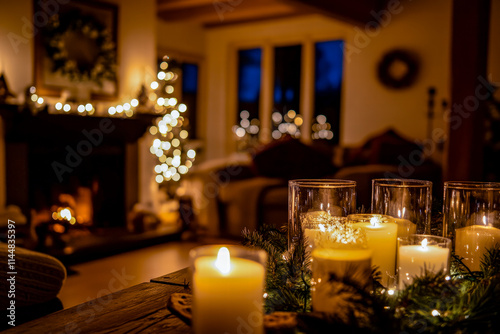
[147,57,196,195]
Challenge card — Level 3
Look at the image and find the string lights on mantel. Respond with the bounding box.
[27,86,133,118]
[27,56,196,185]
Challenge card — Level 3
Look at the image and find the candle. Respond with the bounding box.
[304,222,333,251]
[304,227,320,250]
[398,238,449,288]
[455,225,500,272]
[392,217,417,239]
[192,247,265,334]
[301,212,345,251]
[351,217,398,286]
[311,248,372,312]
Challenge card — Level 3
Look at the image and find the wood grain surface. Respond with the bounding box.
[150,268,190,287]
[5,280,191,333]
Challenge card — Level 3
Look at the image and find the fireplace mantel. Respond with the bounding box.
[1,105,156,143]
[1,104,158,244]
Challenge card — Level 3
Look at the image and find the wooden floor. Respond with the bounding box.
[58,237,237,309]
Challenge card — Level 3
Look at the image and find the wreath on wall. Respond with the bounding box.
[43,9,117,86]
[377,49,419,89]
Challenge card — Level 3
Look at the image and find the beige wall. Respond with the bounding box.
[157,21,206,57]
[202,0,452,160]
[0,0,157,208]
[0,0,33,98]
[0,0,156,100]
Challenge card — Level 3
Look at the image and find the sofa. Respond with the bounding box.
[182,129,441,237]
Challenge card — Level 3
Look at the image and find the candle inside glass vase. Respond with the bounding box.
[311,223,372,314]
[348,214,398,287]
[397,235,451,289]
[190,245,266,334]
[455,213,500,271]
[443,182,500,272]
[288,180,357,250]
[301,211,346,252]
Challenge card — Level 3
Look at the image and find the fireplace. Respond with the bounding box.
[2,106,182,263]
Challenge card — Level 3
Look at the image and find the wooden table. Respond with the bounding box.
[5,269,192,333]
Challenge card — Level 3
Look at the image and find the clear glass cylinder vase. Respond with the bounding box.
[371,178,432,234]
[443,181,500,271]
[397,234,451,289]
[288,179,356,249]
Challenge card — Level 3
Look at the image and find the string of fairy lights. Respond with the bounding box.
[27,57,196,185]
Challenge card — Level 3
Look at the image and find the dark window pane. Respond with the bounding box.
[272,45,302,140]
[237,48,262,121]
[313,40,343,144]
[235,49,262,147]
[182,63,198,94]
[181,63,198,138]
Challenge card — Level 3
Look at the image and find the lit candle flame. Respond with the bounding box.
[483,215,487,226]
[370,216,380,227]
[215,247,231,274]
[397,209,401,218]
[421,238,428,249]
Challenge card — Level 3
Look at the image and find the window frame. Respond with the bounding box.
[230,35,346,146]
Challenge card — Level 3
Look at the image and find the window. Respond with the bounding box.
[312,40,344,144]
[234,48,262,146]
[272,45,302,140]
[234,39,344,146]
[181,63,199,138]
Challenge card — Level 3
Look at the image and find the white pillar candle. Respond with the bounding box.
[398,238,449,288]
[455,225,500,272]
[311,248,372,312]
[192,247,265,334]
[351,217,398,286]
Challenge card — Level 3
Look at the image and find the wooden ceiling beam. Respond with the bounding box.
[286,0,389,26]
[157,0,389,27]
[158,0,303,26]
[157,0,215,12]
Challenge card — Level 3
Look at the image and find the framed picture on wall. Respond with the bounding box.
[34,0,118,101]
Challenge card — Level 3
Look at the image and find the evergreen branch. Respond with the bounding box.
[480,244,500,279]
[451,253,481,281]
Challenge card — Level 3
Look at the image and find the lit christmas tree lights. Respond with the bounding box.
[148,57,196,185]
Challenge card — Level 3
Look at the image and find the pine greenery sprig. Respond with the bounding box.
[242,225,500,333]
[242,225,311,313]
